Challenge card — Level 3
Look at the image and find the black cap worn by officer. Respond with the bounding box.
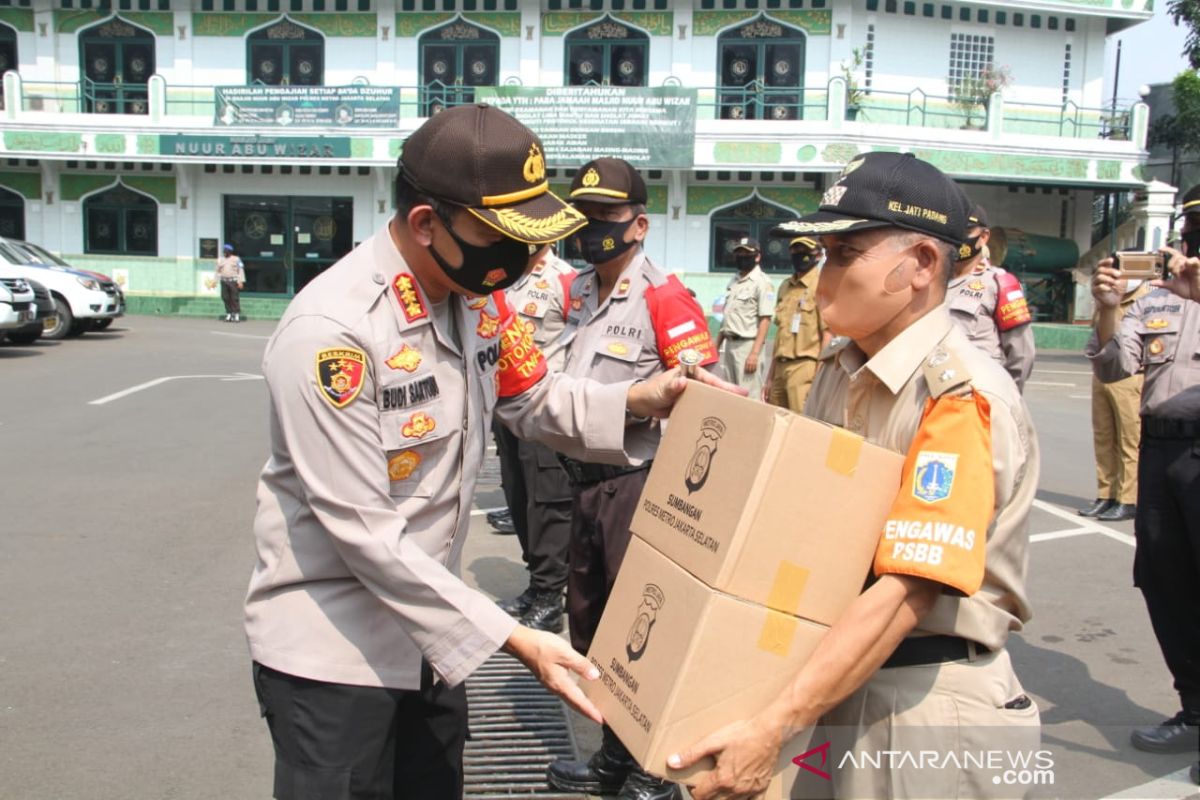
[398,104,586,295]
[956,203,990,264]
[1180,184,1200,258]
[567,157,648,265]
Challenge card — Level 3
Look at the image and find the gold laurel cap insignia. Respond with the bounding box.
[523,143,546,185]
[581,167,601,188]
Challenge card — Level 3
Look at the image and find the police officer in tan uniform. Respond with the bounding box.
[1088,184,1200,774]
[763,236,828,412]
[497,248,577,631]
[717,238,776,397]
[1079,279,1150,522]
[946,205,1037,391]
[671,153,1041,800]
[545,158,719,800]
[244,106,724,800]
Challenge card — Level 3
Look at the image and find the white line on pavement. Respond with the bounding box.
[1029,528,1098,543]
[1033,369,1092,375]
[1100,765,1198,799]
[470,506,505,517]
[211,331,271,340]
[1026,381,1077,387]
[88,373,263,405]
[1069,394,1091,399]
[1032,499,1136,547]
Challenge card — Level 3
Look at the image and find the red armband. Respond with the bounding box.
[645,275,719,369]
[491,292,548,397]
[993,271,1032,331]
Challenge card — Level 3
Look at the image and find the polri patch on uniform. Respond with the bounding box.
[401,411,437,439]
[1148,337,1165,356]
[913,451,958,504]
[477,309,500,339]
[385,344,422,372]
[388,451,422,482]
[393,274,428,323]
[316,348,367,409]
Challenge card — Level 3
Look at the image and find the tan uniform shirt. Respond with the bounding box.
[505,254,575,372]
[805,307,1038,651]
[1087,288,1200,418]
[245,226,634,691]
[559,251,717,465]
[718,266,776,339]
[770,268,825,361]
[215,254,245,282]
[946,265,1036,391]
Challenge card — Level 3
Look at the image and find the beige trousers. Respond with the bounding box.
[1091,374,1143,504]
[768,358,819,415]
[720,337,763,398]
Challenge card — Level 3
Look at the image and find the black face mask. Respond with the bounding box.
[1182,229,1200,259]
[957,234,983,262]
[427,212,534,294]
[575,217,638,264]
[791,252,819,273]
[734,254,758,272]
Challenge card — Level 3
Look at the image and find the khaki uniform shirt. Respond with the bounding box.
[245,226,633,690]
[506,254,575,373]
[1086,288,1200,419]
[559,250,718,465]
[805,307,1038,651]
[946,265,1036,391]
[770,268,825,361]
[719,266,776,339]
[215,254,245,282]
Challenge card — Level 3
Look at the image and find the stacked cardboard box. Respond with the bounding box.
[581,382,904,796]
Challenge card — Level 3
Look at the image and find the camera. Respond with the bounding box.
[1113,251,1165,281]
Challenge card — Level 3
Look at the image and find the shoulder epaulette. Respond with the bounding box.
[921,345,973,398]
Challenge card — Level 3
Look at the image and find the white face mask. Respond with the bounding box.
[1124,279,1143,292]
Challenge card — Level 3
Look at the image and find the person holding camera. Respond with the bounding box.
[1087,185,1200,778]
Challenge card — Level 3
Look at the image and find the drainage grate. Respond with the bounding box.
[463,652,586,799]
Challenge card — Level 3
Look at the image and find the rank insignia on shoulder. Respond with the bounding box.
[393,274,428,323]
[385,344,422,373]
[316,348,367,409]
[913,451,957,503]
[1148,337,1165,356]
[401,411,437,439]
[477,310,500,339]
[387,451,422,481]
[615,278,631,297]
[1145,318,1169,330]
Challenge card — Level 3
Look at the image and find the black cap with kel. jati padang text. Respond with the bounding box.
[398,104,586,245]
[772,152,971,247]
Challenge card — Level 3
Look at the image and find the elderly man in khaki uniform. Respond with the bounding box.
[946,205,1036,391]
[1079,279,1150,522]
[670,153,1041,800]
[496,248,577,632]
[764,235,828,412]
[717,237,776,396]
[244,106,728,800]
[1088,185,1200,776]
[544,157,719,800]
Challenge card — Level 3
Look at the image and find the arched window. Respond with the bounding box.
[0,24,16,111]
[79,17,155,115]
[710,195,794,273]
[565,17,648,87]
[84,184,157,256]
[0,186,25,240]
[717,17,805,120]
[419,19,499,116]
[248,19,324,87]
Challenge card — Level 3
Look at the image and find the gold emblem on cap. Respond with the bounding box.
[523,143,546,185]
[840,158,865,178]
[581,167,601,188]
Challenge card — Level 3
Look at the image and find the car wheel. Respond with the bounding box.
[43,297,73,340]
[93,318,113,330]
[5,328,42,345]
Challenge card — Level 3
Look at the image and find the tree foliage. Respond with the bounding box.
[1169,0,1200,69]
[1149,70,1200,155]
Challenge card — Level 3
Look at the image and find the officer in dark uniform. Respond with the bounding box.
[1087,184,1200,775]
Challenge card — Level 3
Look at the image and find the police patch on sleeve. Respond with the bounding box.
[316,348,367,409]
[912,451,957,504]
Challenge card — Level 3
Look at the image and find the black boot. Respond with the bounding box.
[618,768,682,800]
[547,725,634,795]
[520,589,564,633]
[1096,502,1136,522]
[1130,710,1200,753]
[498,585,537,617]
[1078,498,1114,517]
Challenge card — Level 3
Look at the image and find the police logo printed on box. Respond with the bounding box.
[913,451,957,504]
[684,416,727,495]
[626,583,665,663]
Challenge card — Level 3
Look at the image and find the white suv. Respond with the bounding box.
[0,274,36,331]
[0,238,123,339]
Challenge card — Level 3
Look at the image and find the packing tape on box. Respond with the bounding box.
[825,426,864,476]
[757,609,799,656]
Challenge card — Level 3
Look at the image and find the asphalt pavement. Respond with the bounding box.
[0,316,1196,800]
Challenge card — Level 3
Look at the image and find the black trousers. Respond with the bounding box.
[567,469,649,655]
[517,440,572,592]
[492,420,528,542]
[220,279,241,315]
[253,662,468,800]
[1133,434,1200,713]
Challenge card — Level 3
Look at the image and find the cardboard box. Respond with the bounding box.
[633,381,904,626]
[583,536,830,787]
